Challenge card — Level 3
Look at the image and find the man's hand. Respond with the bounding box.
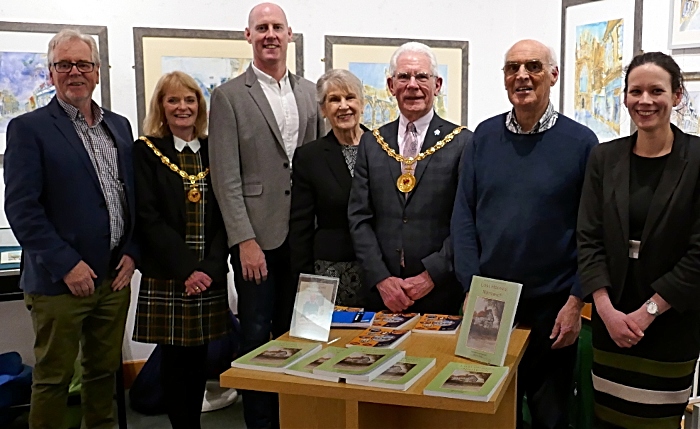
[239,239,267,284]
[64,260,97,297]
[550,295,583,349]
[627,306,654,335]
[185,271,213,296]
[111,255,135,291]
[402,271,435,301]
[376,277,414,312]
[599,306,644,348]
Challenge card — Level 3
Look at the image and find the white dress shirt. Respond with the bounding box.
[397,109,434,155]
[173,135,201,153]
[251,64,300,164]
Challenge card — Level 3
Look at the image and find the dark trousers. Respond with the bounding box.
[160,344,208,429]
[516,290,578,429]
[232,240,292,429]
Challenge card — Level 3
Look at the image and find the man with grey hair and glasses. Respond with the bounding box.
[451,39,598,429]
[4,28,137,428]
[348,41,472,315]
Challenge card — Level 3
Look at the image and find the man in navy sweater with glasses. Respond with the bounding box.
[451,39,598,429]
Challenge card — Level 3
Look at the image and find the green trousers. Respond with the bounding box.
[25,280,130,429]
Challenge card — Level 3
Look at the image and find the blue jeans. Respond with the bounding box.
[232,241,292,429]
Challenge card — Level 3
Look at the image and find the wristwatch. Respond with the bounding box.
[645,299,659,317]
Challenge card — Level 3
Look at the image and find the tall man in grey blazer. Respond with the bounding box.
[348,42,471,316]
[208,3,323,428]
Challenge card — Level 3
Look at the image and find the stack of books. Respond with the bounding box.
[412,314,462,335]
[331,306,376,328]
[312,346,405,381]
[346,356,436,391]
[372,312,420,329]
[346,326,411,349]
[231,340,322,373]
[285,346,345,382]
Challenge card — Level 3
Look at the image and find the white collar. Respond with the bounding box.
[173,135,201,153]
[252,63,289,86]
[399,110,434,134]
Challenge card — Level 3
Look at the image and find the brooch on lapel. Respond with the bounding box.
[434,129,440,136]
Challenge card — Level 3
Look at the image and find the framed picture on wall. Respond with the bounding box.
[669,0,700,49]
[324,35,469,129]
[671,72,700,134]
[133,27,304,136]
[560,0,643,143]
[0,22,110,154]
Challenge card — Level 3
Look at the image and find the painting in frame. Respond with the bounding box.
[134,27,304,136]
[669,0,700,49]
[0,22,110,154]
[560,0,642,143]
[671,72,700,135]
[324,36,468,129]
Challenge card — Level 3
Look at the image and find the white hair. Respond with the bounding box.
[388,42,439,77]
[47,29,100,67]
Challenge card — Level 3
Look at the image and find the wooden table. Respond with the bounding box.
[220,327,530,429]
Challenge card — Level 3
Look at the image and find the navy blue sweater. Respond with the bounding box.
[451,113,598,299]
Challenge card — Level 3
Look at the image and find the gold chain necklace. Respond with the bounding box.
[138,136,209,203]
[373,126,466,193]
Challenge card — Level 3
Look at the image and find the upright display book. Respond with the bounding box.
[371,312,420,329]
[289,274,339,342]
[455,276,522,366]
[331,310,376,328]
[346,326,411,349]
[345,356,436,391]
[423,362,509,402]
[231,340,322,373]
[412,314,462,335]
[312,346,405,381]
[285,346,345,382]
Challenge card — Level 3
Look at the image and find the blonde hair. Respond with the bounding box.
[143,71,208,139]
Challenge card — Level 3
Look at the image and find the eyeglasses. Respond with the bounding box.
[393,72,435,84]
[502,60,549,76]
[52,61,96,73]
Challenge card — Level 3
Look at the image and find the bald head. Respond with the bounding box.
[248,2,288,28]
[505,39,557,69]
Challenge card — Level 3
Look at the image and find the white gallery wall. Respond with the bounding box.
[0,0,685,363]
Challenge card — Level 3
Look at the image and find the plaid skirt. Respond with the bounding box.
[133,277,231,346]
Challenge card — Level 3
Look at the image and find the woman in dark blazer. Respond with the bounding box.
[132,71,231,429]
[289,69,368,306]
[577,52,700,428]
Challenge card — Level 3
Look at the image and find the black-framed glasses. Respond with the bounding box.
[502,60,548,76]
[52,61,96,73]
[394,72,435,84]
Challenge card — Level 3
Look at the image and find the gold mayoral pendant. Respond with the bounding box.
[187,186,201,203]
[397,172,416,193]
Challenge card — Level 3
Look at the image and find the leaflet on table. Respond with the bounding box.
[345,356,436,391]
[423,362,509,402]
[289,274,339,342]
[455,276,522,366]
[231,340,322,373]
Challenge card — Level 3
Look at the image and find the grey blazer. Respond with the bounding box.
[209,67,325,250]
[348,114,472,314]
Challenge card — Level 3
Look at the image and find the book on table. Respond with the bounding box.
[423,362,509,402]
[412,314,462,335]
[346,326,411,349]
[345,356,436,391]
[371,312,420,329]
[312,346,405,381]
[289,274,339,342]
[231,340,322,373]
[455,276,522,366]
[285,346,345,382]
[331,308,376,328]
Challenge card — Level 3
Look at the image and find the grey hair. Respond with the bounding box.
[388,42,439,77]
[316,69,364,105]
[47,29,100,67]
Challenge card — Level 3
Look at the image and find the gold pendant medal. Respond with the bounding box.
[397,173,416,193]
[188,186,201,203]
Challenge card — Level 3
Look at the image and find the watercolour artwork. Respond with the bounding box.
[678,0,700,32]
[0,51,54,133]
[160,56,250,112]
[672,86,700,136]
[573,19,624,142]
[348,62,448,129]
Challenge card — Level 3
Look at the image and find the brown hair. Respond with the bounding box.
[142,71,208,139]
